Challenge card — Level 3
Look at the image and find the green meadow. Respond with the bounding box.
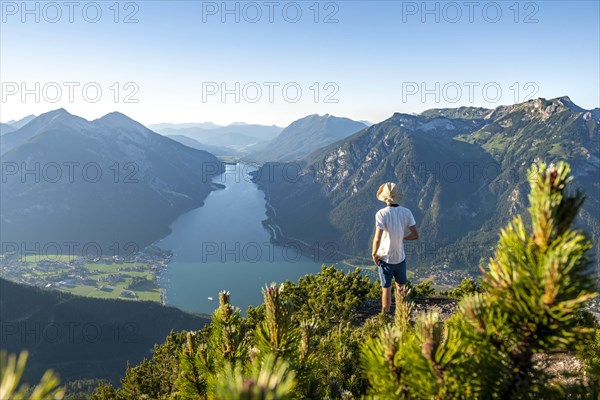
[8,256,162,303]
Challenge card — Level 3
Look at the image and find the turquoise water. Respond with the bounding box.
[157,163,331,315]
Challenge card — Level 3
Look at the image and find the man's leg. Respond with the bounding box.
[377,261,393,313]
[382,286,392,312]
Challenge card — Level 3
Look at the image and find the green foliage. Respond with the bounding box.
[575,312,600,396]
[174,290,252,399]
[578,316,600,369]
[440,277,483,299]
[0,350,65,400]
[213,355,296,400]
[62,379,106,399]
[406,279,436,298]
[360,162,598,399]
[93,266,377,399]
[280,266,378,330]
[255,285,298,360]
[480,163,594,357]
[89,381,117,400]
[584,327,600,393]
[394,287,413,331]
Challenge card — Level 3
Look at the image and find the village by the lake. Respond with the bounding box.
[0,246,172,304]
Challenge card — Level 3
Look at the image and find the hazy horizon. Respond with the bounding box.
[2,94,596,129]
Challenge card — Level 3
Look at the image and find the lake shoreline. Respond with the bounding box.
[152,163,328,315]
[255,180,371,267]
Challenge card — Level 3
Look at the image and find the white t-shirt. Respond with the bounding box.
[375,205,416,264]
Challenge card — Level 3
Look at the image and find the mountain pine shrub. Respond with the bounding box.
[440,278,483,299]
[0,350,65,400]
[360,162,598,399]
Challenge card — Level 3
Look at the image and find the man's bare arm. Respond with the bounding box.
[372,227,383,265]
[404,225,419,241]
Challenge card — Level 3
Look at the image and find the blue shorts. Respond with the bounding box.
[377,259,407,288]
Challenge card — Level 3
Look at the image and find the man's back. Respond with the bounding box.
[375,205,415,264]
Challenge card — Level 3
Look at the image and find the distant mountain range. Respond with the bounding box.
[151,123,283,156]
[0,277,208,384]
[1,109,224,253]
[148,121,221,131]
[151,115,369,162]
[247,114,367,162]
[252,97,600,270]
[166,134,234,156]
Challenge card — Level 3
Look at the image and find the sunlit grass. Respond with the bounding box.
[3,259,162,303]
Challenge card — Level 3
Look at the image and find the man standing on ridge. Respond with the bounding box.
[372,182,419,314]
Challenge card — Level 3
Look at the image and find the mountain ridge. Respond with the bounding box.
[6,114,36,129]
[1,109,225,252]
[248,114,367,162]
[252,97,600,269]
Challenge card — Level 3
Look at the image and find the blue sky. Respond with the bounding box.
[1,0,598,126]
